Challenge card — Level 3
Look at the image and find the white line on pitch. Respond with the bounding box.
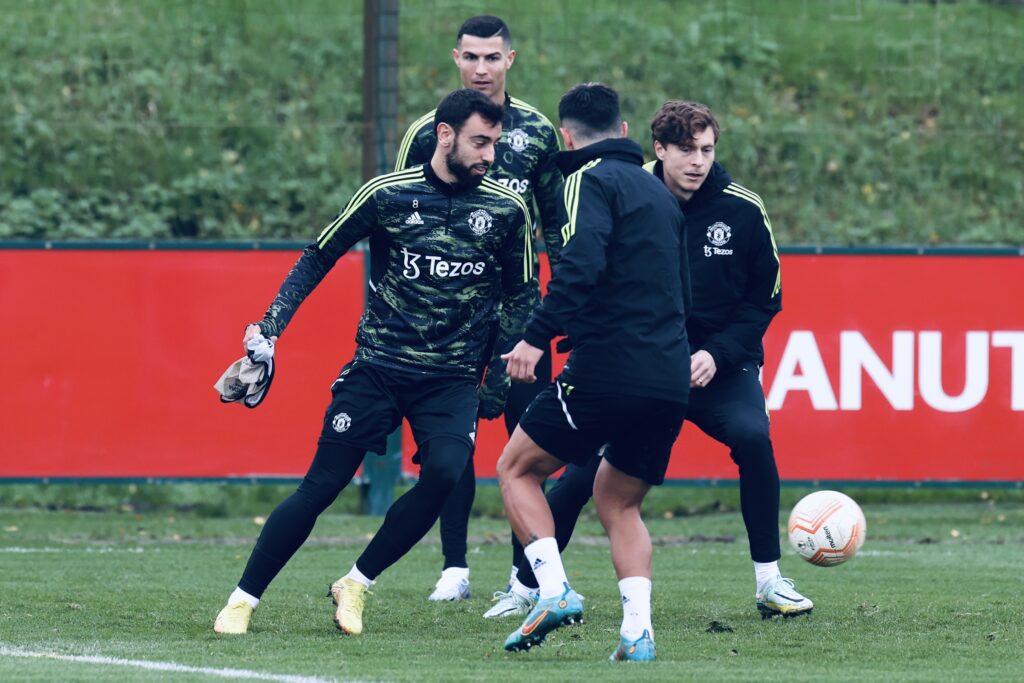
[0,546,146,553]
[0,644,381,683]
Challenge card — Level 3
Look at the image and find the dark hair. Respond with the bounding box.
[650,100,720,146]
[558,83,621,141]
[456,15,511,47]
[434,89,504,134]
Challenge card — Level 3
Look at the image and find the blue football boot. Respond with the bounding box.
[503,582,584,651]
[609,629,656,662]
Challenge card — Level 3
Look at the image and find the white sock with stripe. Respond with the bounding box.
[618,576,653,641]
[523,537,568,599]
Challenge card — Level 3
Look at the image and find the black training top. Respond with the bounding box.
[257,164,537,379]
[646,160,782,372]
[524,137,691,402]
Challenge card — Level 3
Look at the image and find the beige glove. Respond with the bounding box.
[214,334,275,408]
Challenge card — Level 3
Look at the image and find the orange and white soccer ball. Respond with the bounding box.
[787,490,866,566]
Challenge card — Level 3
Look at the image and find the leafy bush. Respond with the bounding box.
[1,0,1021,245]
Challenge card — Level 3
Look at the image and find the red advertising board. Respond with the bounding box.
[1,248,1021,482]
[1,248,363,479]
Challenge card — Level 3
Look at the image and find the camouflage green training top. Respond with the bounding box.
[394,93,565,267]
[258,163,537,377]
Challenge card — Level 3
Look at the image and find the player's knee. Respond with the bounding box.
[499,427,558,484]
[294,476,342,512]
[419,438,470,494]
[593,492,640,532]
[496,442,523,482]
[729,427,774,466]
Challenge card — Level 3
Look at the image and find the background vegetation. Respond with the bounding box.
[1,0,1021,245]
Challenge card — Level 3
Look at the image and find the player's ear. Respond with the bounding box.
[620,121,629,138]
[505,49,516,68]
[451,48,460,66]
[654,140,666,160]
[436,122,455,148]
[558,126,575,151]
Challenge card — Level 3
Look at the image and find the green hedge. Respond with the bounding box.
[2,0,1021,244]
[1,482,1019,518]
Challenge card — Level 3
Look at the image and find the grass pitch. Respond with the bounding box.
[1,494,1022,682]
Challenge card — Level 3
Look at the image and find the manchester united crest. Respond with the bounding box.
[469,209,493,236]
[706,222,732,247]
[332,412,352,433]
[508,128,530,153]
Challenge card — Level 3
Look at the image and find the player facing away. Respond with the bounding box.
[212,89,537,636]
[394,14,564,603]
[489,100,813,622]
[497,83,691,662]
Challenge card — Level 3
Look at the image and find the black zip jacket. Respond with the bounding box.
[645,159,782,372]
[524,138,691,402]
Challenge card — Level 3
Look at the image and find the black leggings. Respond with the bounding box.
[356,437,470,578]
[437,348,553,569]
[238,437,470,598]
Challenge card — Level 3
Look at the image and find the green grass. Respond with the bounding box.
[2,497,1022,681]
[1,0,1021,243]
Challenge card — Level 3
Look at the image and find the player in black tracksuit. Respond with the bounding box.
[212,90,537,637]
[488,101,814,624]
[498,84,690,660]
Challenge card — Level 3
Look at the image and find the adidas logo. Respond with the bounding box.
[405,211,424,225]
[532,558,545,570]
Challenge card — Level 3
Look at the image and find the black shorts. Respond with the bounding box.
[519,380,686,485]
[317,360,479,454]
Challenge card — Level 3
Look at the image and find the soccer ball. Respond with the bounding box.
[787,490,866,566]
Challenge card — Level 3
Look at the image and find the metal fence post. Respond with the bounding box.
[359,0,401,515]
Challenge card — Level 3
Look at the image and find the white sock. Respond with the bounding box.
[345,564,374,588]
[228,587,259,609]
[618,576,653,641]
[440,566,469,581]
[754,560,780,593]
[507,564,519,588]
[509,578,535,599]
[523,537,569,599]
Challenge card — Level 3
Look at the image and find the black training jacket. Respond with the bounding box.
[524,138,691,402]
[645,160,782,372]
[257,164,536,378]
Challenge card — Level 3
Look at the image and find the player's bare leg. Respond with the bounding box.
[496,426,563,543]
[594,458,656,662]
[594,458,651,579]
[497,426,583,651]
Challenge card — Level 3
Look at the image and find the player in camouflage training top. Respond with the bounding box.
[213,89,536,637]
[395,13,565,605]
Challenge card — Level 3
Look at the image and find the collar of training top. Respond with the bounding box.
[553,137,644,175]
[687,160,732,209]
[650,159,733,209]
